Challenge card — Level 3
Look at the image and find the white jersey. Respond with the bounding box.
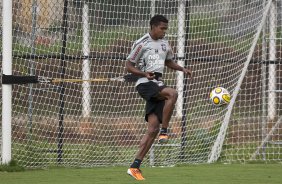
[127,33,174,86]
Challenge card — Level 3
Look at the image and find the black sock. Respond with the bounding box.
[160,128,167,135]
[130,158,142,168]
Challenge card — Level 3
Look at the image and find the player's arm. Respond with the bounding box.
[165,59,192,77]
[126,61,155,80]
[164,44,192,77]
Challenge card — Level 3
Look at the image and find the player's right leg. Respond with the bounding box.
[127,168,145,180]
[127,113,160,180]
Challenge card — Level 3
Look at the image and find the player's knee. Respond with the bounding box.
[168,90,178,101]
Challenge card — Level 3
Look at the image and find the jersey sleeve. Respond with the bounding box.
[166,44,174,61]
[126,42,144,64]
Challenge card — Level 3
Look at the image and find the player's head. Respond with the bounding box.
[149,15,168,39]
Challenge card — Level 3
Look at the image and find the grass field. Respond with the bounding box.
[0,164,281,184]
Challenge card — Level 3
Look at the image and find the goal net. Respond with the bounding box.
[1,0,282,167]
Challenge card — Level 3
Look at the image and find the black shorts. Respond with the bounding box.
[136,81,166,123]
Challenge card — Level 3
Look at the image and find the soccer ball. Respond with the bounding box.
[210,87,231,106]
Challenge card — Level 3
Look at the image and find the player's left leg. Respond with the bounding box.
[158,87,178,143]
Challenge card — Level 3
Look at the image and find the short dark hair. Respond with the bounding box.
[150,15,168,28]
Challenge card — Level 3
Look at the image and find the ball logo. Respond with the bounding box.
[222,94,231,103]
[215,88,222,94]
[213,97,220,104]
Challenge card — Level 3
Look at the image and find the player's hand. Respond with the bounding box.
[144,72,155,80]
[182,68,192,78]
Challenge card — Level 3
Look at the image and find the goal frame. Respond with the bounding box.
[1,0,281,166]
[208,0,273,163]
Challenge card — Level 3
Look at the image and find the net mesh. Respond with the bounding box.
[0,0,282,167]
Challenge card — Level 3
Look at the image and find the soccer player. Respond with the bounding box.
[126,15,192,180]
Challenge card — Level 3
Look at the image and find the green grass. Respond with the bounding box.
[12,26,143,56]
[0,164,281,184]
[0,160,25,172]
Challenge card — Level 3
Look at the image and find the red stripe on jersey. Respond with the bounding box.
[131,45,142,61]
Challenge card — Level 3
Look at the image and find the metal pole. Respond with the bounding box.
[82,2,91,118]
[28,0,38,140]
[2,0,13,164]
[151,0,156,17]
[176,0,185,118]
[149,145,155,166]
[268,0,277,121]
[180,0,190,160]
[261,0,267,161]
[58,0,69,163]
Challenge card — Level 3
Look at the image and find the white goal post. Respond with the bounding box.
[1,0,13,164]
[1,0,282,167]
